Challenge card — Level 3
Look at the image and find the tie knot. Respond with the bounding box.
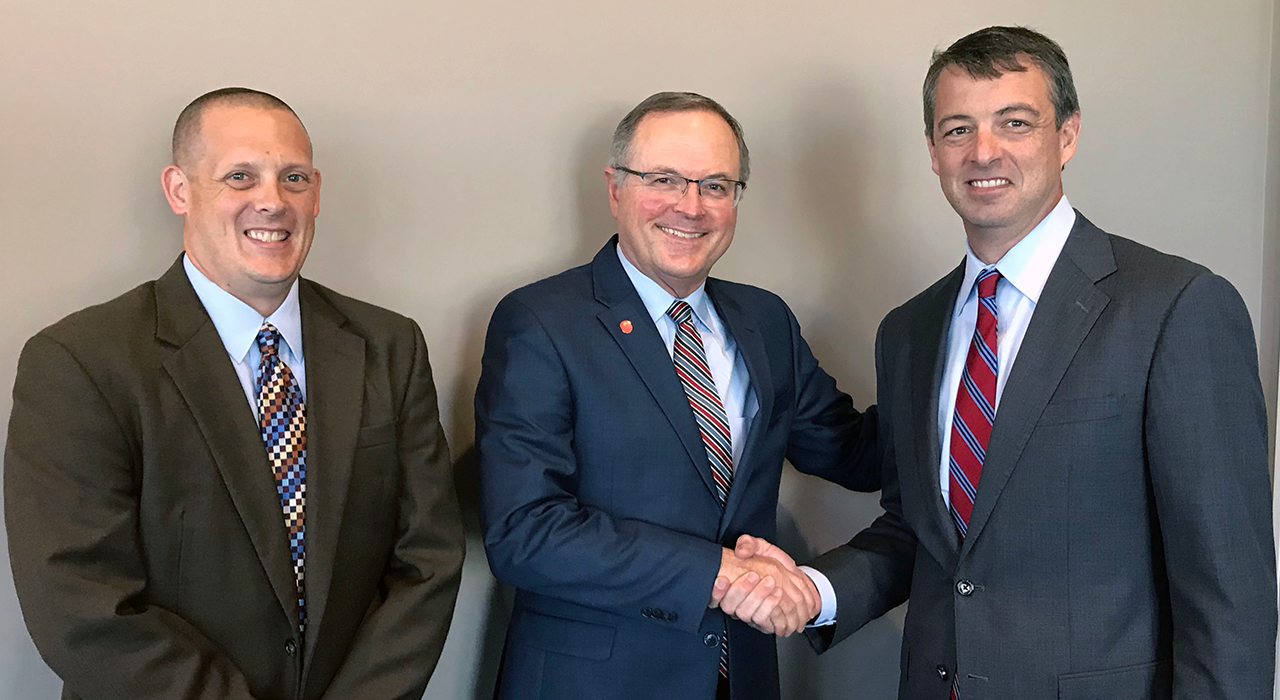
[667,300,694,325]
[256,323,281,357]
[976,269,1001,299]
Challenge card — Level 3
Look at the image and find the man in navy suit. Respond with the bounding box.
[475,92,877,700]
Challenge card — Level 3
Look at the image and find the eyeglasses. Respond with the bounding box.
[614,166,746,206]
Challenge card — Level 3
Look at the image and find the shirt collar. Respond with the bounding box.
[616,244,720,336]
[954,195,1076,318]
[183,254,303,365]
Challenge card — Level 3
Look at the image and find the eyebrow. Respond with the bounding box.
[996,103,1042,118]
[642,165,736,180]
[218,161,312,173]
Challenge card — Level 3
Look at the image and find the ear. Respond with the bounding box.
[604,167,621,219]
[926,131,941,176]
[1058,111,1081,167]
[312,168,322,217]
[161,165,191,215]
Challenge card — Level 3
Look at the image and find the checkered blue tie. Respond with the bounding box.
[256,323,307,633]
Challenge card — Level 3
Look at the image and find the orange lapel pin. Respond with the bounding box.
[620,320,633,334]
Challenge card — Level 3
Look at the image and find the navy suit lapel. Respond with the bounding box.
[706,280,773,533]
[154,259,300,622]
[907,263,966,565]
[961,214,1115,554]
[592,239,720,501]
[295,280,366,663]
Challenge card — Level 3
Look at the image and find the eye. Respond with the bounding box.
[651,175,675,185]
[285,173,306,183]
[946,126,971,137]
[1006,119,1030,129]
[704,180,728,193]
[224,171,254,188]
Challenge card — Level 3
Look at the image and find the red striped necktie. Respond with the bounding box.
[667,300,733,679]
[946,270,1000,699]
[948,269,1001,540]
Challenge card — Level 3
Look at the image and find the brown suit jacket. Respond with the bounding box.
[5,257,465,700]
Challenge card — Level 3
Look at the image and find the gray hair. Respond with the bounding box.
[608,91,750,183]
[923,26,1079,140]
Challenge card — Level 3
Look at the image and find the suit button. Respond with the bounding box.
[665,611,679,622]
[641,608,652,618]
[284,640,297,656]
[956,579,974,596]
[937,665,948,681]
[703,632,719,647]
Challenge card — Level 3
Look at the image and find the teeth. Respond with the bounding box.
[246,229,288,242]
[970,179,1010,188]
[658,225,704,239]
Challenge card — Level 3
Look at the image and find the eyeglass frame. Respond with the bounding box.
[612,166,747,206]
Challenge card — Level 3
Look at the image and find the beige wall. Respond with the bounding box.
[2,1,1277,698]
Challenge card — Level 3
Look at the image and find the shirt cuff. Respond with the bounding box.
[798,565,837,627]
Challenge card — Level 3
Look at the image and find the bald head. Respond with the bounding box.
[171,87,311,169]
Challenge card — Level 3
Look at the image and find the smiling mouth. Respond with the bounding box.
[968,178,1012,189]
[658,225,706,239]
[245,228,290,242]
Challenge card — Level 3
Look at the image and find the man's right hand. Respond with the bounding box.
[708,536,819,637]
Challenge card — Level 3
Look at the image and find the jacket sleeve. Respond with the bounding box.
[318,319,465,700]
[1142,273,1276,698]
[475,295,723,634]
[4,333,260,700]
[803,318,916,652]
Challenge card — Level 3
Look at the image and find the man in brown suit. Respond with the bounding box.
[4,88,465,700]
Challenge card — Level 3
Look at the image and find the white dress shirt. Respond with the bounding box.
[616,246,758,469]
[183,254,306,418]
[807,195,1076,626]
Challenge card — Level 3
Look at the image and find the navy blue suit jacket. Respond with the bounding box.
[475,239,878,700]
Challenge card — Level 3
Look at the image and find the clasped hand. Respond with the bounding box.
[707,535,819,637]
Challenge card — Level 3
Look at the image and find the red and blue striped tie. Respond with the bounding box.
[667,300,733,678]
[947,270,1000,700]
[948,269,1001,539]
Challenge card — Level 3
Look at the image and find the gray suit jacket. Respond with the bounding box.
[5,258,465,700]
[808,213,1276,699]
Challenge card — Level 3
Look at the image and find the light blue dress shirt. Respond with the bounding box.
[616,246,757,468]
[183,254,306,418]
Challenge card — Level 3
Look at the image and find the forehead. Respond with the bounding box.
[195,104,312,167]
[629,110,740,175]
[934,62,1054,119]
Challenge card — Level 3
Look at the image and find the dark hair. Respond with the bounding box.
[923,26,1079,139]
[172,87,308,167]
[609,91,750,183]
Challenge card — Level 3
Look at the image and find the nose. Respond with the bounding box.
[972,126,1001,166]
[255,178,286,215]
[671,182,705,217]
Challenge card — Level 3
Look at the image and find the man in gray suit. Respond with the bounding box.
[719,25,1277,698]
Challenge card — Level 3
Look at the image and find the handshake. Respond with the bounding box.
[708,535,820,637]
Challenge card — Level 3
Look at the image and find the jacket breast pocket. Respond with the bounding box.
[1037,394,1123,426]
[1057,658,1170,699]
[357,420,396,449]
[516,610,615,661]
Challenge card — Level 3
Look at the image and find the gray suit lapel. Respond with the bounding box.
[295,281,366,661]
[908,263,966,565]
[960,214,1115,553]
[154,259,300,621]
[706,280,774,535]
[592,239,720,502]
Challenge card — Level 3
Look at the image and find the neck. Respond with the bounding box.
[185,253,291,317]
[964,192,1063,265]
